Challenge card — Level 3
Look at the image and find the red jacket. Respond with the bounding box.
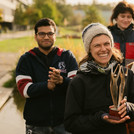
[108,23,134,66]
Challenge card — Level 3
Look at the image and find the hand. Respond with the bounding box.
[103,97,130,124]
[118,97,127,118]
[103,114,130,124]
[47,80,55,91]
[48,67,63,85]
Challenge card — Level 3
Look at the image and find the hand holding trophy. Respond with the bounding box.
[109,64,128,120]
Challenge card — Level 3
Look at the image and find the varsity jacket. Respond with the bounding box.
[108,24,134,65]
[64,64,134,134]
[16,47,78,126]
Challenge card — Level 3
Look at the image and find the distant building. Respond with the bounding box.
[0,0,29,32]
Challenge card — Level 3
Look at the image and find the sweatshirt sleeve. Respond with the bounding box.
[64,76,110,133]
[15,55,49,98]
[59,50,78,89]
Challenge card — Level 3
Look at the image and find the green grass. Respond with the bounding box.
[0,36,35,52]
[59,25,81,36]
[3,70,16,88]
[0,26,83,52]
[56,37,82,47]
[0,36,83,52]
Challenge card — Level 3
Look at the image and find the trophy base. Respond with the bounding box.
[109,107,121,120]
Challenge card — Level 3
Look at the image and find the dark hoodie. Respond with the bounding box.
[16,47,78,126]
[64,61,134,134]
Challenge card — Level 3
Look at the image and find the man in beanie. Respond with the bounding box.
[64,23,134,134]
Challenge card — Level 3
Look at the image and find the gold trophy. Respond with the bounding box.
[109,64,128,120]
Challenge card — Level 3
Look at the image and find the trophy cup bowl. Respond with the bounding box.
[109,64,128,120]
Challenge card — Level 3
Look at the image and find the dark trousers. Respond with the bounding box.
[26,124,71,134]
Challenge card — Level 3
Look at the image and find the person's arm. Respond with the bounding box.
[16,55,50,98]
[48,67,63,85]
[64,77,110,133]
[125,69,134,119]
[103,98,130,124]
[103,69,134,123]
[61,50,78,87]
[48,50,78,90]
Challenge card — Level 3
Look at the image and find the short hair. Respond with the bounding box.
[34,18,56,34]
[110,1,134,25]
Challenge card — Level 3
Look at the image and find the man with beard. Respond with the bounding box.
[15,18,78,134]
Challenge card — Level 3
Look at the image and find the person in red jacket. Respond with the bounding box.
[108,1,134,66]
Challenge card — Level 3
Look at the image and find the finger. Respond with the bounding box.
[120,98,127,104]
[49,67,55,71]
[118,106,126,114]
[49,71,53,76]
[103,115,109,120]
[109,105,115,109]
[49,71,59,78]
[49,70,60,78]
[118,105,127,118]
[53,72,60,77]
[48,75,56,81]
[48,77,59,84]
[118,116,130,123]
[49,74,60,82]
[48,76,59,83]
[49,67,61,74]
[120,111,127,118]
[106,116,130,124]
[48,79,58,84]
[118,102,127,111]
[48,79,53,82]
[53,69,61,75]
[48,80,55,84]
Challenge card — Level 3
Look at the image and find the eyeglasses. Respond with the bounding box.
[36,32,55,38]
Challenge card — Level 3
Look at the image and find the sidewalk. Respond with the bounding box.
[0,52,18,109]
[0,30,34,41]
[0,30,33,109]
[0,75,13,109]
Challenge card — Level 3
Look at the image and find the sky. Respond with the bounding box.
[66,0,134,5]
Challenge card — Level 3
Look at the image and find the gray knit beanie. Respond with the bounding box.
[82,23,114,53]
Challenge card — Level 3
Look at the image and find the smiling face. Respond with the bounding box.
[90,34,112,67]
[35,26,56,55]
[116,12,133,31]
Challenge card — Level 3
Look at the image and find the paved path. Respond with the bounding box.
[0,30,32,109]
[0,30,34,41]
[0,52,19,109]
[0,52,18,78]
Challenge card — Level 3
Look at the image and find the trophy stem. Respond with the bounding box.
[109,64,128,120]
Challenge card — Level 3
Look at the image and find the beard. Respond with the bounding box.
[38,42,54,51]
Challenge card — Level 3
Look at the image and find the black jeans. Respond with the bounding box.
[26,124,71,134]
